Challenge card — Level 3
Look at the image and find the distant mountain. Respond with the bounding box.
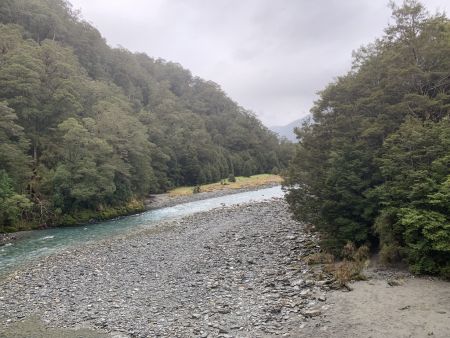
[270,116,310,142]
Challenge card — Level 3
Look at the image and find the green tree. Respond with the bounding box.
[0,0,290,231]
[0,170,32,231]
[0,101,30,190]
[47,118,116,211]
[374,118,450,276]
[286,1,450,277]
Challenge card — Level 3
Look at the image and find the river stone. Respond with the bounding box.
[0,198,330,337]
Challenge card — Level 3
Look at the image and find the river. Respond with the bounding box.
[0,186,283,274]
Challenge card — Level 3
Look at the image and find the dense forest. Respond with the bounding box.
[286,1,450,278]
[0,0,293,231]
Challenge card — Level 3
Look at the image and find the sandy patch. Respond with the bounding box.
[303,274,450,338]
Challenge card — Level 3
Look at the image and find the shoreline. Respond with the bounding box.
[0,183,281,247]
[144,182,281,210]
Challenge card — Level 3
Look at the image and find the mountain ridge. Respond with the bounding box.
[270,115,310,142]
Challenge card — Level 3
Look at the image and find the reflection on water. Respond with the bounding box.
[0,186,283,274]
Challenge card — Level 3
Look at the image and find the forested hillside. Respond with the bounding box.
[286,1,450,278]
[0,0,292,231]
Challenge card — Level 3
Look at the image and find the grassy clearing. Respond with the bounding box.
[167,174,283,197]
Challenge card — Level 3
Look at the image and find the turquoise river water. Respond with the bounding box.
[0,186,284,274]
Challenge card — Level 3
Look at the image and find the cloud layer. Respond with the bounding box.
[69,0,449,126]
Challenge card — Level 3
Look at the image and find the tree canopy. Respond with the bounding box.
[285,0,450,278]
[0,0,292,231]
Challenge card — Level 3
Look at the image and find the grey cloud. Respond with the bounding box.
[70,0,449,126]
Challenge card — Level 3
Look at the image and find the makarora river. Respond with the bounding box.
[0,186,284,274]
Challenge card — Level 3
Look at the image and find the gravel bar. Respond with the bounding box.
[0,198,334,337]
[144,183,280,210]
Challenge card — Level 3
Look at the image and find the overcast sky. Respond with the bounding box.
[69,0,449,126]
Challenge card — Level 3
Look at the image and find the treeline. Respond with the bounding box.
[286,1,450,278]
[0,0,293,231]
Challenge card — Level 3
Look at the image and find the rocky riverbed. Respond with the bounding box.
[0,198,335,337]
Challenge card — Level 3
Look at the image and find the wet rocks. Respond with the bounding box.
[0,198,331,337]
[0,233,18,246]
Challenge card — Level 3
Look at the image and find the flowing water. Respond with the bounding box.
[0,186,284,275]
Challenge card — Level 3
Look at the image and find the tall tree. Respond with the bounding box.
[286,1,450,277]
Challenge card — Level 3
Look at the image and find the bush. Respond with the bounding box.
[341,242,356,260]
[332,260,367,286]
[379,243,402,265]
[304,252,334,265]
[192,185,201,194]
[228,174,236,183]
[327,244,369,286]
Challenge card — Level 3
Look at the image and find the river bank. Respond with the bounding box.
[145,182,280,210]
[0,176,281,243]
[0,186,279,248]
[0,200,146,240]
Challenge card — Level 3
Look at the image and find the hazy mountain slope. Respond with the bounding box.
[270,116,309,142]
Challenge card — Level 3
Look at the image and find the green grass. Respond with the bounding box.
[168,174,283,197]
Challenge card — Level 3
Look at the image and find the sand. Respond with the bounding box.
[299,269,450,338]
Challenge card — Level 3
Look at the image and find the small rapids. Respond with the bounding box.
[0,186,283,274]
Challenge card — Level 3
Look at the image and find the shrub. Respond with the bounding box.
[341,242,356,260]
[332,260,367,286]
[304,252,334,265]
[379,243,402,265]
[321,242,370,287]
